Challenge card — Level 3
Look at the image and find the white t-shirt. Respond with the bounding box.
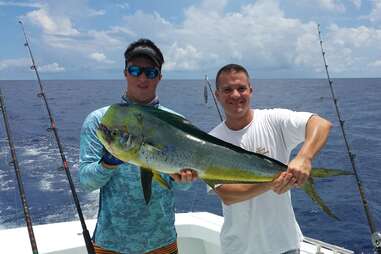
[209,108,313,254]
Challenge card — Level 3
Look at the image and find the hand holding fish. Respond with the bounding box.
[100,149,124,169]
[170,169,198,183]
[271,172,298,194]
[287,155,312,187]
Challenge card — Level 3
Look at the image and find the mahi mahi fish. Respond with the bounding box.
[96,103,352,219]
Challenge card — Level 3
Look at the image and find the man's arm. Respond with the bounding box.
[214,115,331,205]
[287,115,332,187]
[214,172,297,205]
[79,111,118,191]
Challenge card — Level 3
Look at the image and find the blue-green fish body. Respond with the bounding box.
[97,104,352,219]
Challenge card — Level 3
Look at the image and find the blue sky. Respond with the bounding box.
[0,0,380,79]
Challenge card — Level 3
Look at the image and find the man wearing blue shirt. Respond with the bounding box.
[79,38,197,254]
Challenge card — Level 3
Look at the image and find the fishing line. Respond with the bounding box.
[18,21,95,254]
[317,24,381,253]
[0,88,39,254]
[204,74,224,122]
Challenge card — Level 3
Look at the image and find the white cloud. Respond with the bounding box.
[0,58,29,70]
[315,24,381,73]
[38,62,65,73]
[12,0,381,78]
[89,52,114,64]
[365,0,381,23]
[165,44,203,71]
[0,1,43,8]
[21,2,126,63]
[317,0,346,12]
[352,0,361,9]
[116,3,129,9]
[25,8,80,36]
[328,24,381,48]
[157,0,319,72]
[90,52,106,62]
[116,0,350,74]
[88,9,106,17]
[369,60,381,67]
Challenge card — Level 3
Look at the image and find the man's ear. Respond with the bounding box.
[123,69,128,78]
[215,88,220,102]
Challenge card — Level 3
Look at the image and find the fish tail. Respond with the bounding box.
[310,168,353,178]
[302,178,340,220]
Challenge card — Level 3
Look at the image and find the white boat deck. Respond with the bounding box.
[0,212,353,254]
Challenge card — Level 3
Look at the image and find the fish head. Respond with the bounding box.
[96,104,143,162]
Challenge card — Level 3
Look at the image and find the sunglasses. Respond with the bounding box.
[127,65,160,80]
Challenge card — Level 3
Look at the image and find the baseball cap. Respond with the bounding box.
[125,40,164,69]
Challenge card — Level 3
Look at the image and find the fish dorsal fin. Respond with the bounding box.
[136,104,285,167]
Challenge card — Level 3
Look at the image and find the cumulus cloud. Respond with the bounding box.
[89,52,114,64]
[25,8,80,36]
[369,60,381,67]
[316,24,381,73]
[109,0,380,76]
[352,0,361,9]
[90,52,106,62]
[148,0,320,73]
[116,3,129,9]
[0,58,29,70]
[365,0,381,23]
[21,1,126,64]
[38,62,65,73]
[165,43,203,71]
[10,0,380,78]
[317,0,346,12]
[0,1,43,8]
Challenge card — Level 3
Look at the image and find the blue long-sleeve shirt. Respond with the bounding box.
[79,104,190,254]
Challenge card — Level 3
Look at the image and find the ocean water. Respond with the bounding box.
[0,79,380,253]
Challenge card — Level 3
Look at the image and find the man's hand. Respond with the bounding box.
[271,172,297,194]
[170,169,198,183]
[100,149,124,169]
[287,155,312,187]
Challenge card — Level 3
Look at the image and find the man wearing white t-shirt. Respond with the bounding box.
[209,64,332,254]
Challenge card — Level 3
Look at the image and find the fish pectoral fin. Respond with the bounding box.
[203,179,219,190]
[143,142,162,153]
[153,171,170,189]
[302,178,339,220]
[204,180,216,189]
[140,167,153,205]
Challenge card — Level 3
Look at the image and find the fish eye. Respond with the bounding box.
[111,130,119,136]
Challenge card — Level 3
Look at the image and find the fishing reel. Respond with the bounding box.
[372,231,381,249]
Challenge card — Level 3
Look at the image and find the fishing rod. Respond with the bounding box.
[204,74,223,121]
[18,21,95,254]
[0,88,39,254]
[317,24,381,253]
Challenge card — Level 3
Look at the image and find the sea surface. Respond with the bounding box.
[0,79,380,253]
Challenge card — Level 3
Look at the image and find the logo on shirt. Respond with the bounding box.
[256,147,269,155]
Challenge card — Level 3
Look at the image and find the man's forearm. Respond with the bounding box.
[215,183,272,205]
[288,115,332,186]
[298,115,332,160]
